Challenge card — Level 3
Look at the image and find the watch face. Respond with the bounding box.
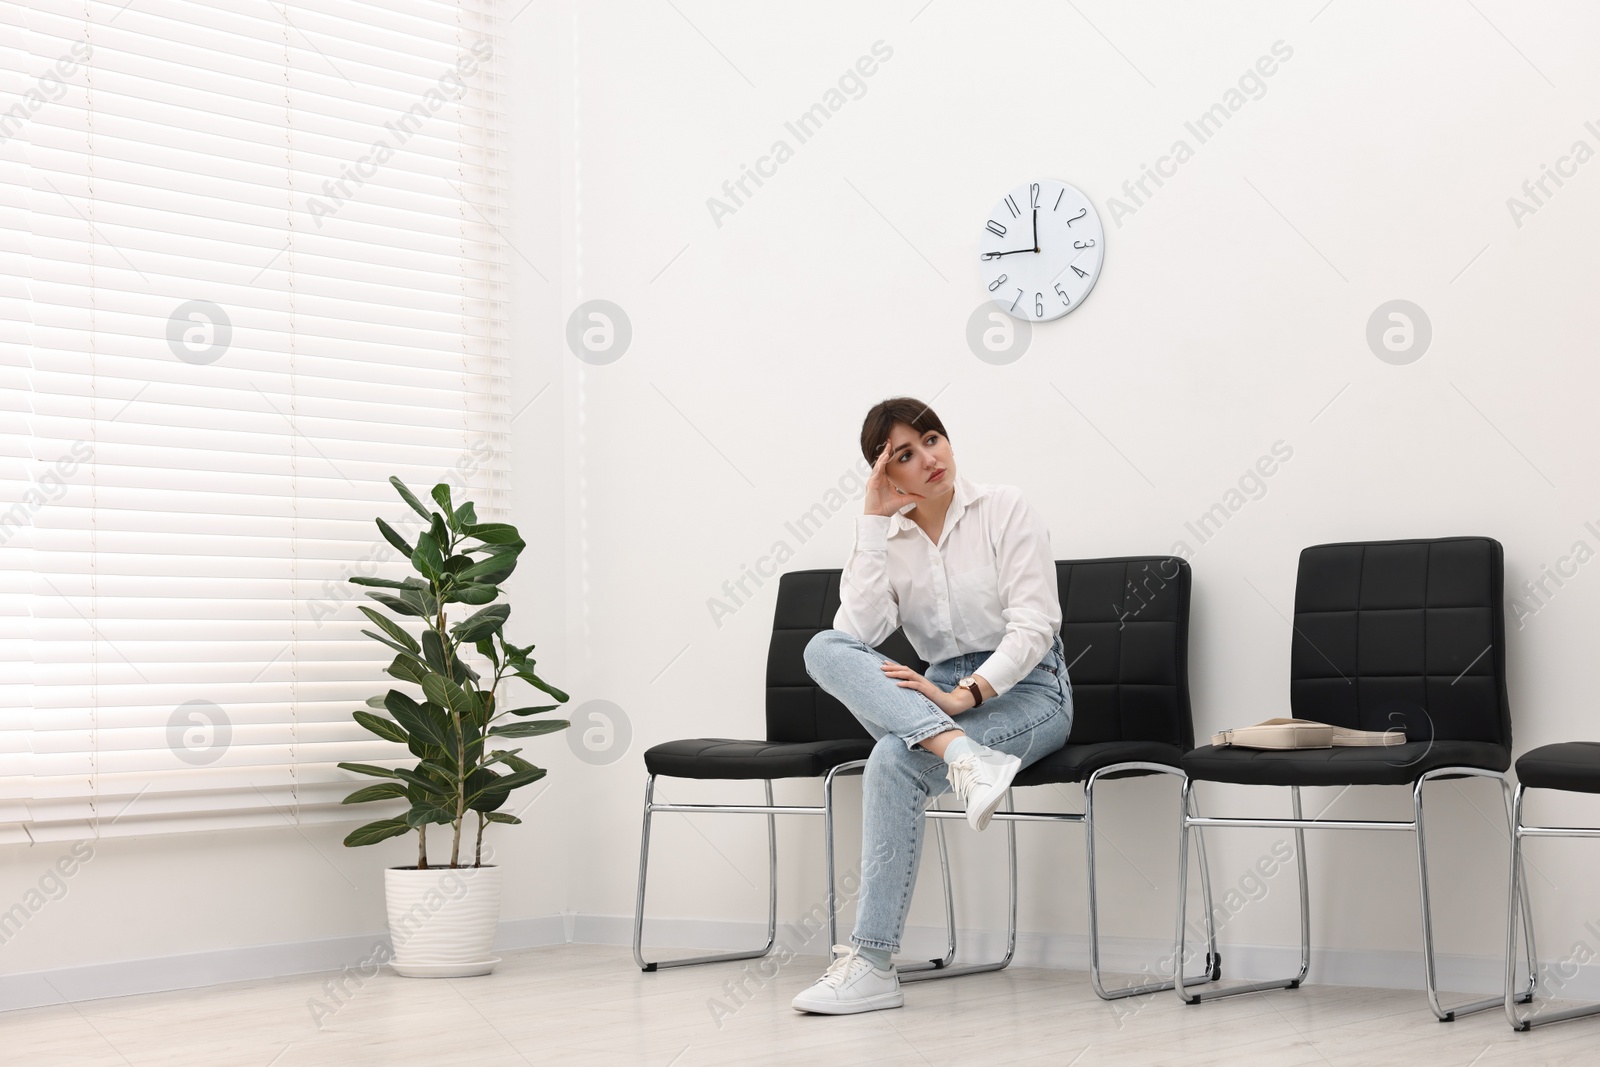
[978,180,1104,322]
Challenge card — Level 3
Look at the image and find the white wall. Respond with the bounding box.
[535,0,1600,989]
[8,0,1600,1006]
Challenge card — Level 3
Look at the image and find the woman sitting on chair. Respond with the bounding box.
[793,396,1072,1014]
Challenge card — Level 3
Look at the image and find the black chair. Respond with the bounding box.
[822,555,1220,998]
[1174,536,1536,1020]
[632,569,963,972]
[1503,742,1600,1030]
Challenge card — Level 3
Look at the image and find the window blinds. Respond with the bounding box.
[0,0,507,843]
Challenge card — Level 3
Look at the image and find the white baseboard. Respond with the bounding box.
[7,911,1595,1013]
[0,915,568,1013]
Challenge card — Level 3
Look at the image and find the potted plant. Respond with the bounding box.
[336,476,569,977]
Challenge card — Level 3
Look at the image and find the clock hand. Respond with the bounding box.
[980,247,1039,260]
[1032,207,1038,253]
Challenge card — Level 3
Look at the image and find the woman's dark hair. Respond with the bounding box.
[859,397,949,466]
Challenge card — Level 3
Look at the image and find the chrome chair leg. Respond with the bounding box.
[1087,766,1219,1000]
[633,775,778,971]
[928,804,959,970]
[1414,769,1529,1020]
[1174,781,1309,1005]
[1291,786,1311,988]
[1505,782,1598,1031]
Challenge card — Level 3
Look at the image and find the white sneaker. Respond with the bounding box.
[790,944,903,1015]
[946,747,1021,831]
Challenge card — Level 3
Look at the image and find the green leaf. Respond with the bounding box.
[456,501,477,527]
[430,483,454,517]
[462,522,521,545]
[374,516,414,558]
[353,710,410,745]
[453,545,521,584]
[412,530,444,581]
[359,606,419,653]
[484,812,521,825]
[476,638,500,668]
[420,755,460,779]
[393,766,454,798]
[487,719,569,739]
[405,804,454,828]
[421,629,449,675]
[365,694,388,709]
[490,749,536,774]
[349,576,415,590]
[341,782,409,804]
[390,476,433,522]
[452,603,509,643]
[446,582,499,605]
[344,818,412,847]
[503,704,561,716]
[422,673,481,722]
[386,654,430,687]
[386,691,456,759]
[368,592,425,619]
[466,767,510,812]
[513,669,570,703]
[361,630,416,657]
[467,766,546,802]
[337,761,402,780]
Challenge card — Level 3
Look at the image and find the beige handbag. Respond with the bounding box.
[1210,717,1406,750]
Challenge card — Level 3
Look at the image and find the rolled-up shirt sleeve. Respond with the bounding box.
[972,490,1061,697]
[833,514,900,646]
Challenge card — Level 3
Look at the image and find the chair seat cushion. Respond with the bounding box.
[1516,742,1600,793]
[1013,741,1184,787]
[1181,739,1510,787]
[643,737,875,780]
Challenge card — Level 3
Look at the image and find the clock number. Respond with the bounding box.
[1074,239,1096,249]
[1054,283,1071,306]
[1054,189,1065,211]
[1010,288,1023,312]
[1071,264,1089,279]
[1004,195,1020,218]
[986,220,1007,238]
[988,274,1007,291]
[1034,293,1044,318]
[1030,183,1040,209]
[1065,206,1087,227]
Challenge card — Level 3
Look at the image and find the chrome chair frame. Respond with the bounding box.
[1174,767,1538,1021]
[823,758,1221,996]
[1504,781,1598,1031]
[631,773,960,972]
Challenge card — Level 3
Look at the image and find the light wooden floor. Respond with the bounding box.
[7,943,1600,1065]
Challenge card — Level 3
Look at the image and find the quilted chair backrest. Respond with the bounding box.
[1289,537,1511,747]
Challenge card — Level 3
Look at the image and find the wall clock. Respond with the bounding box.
[978,180,1104,321]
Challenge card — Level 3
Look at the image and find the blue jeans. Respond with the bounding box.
[802,629,1073,953]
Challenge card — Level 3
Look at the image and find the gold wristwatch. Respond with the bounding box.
[957,675,983,707]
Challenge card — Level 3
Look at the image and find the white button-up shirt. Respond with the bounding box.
[833,471,1062,697]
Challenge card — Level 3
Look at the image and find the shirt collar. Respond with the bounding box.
[889,471,987,536]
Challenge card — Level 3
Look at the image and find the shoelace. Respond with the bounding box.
[946,754,981,802]
[817,945,873,987]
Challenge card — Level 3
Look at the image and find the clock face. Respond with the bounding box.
[978,180,1104,322]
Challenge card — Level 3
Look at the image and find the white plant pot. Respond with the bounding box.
[384,864,503,978]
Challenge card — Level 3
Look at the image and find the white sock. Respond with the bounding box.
[856,944,893,971]
[942,735,982,764]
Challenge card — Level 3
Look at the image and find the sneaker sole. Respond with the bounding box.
[791,990,905,1015]
[966,755,1021,831]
